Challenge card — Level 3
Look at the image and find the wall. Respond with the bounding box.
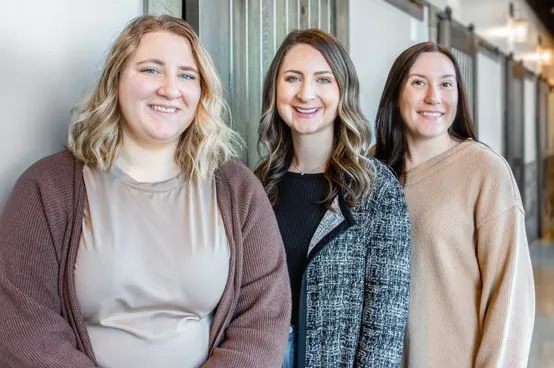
[427,0,553,80]
[349,0,428,140]
[476,52,504,154]
[524,76,537,164]
[0,0,142,210]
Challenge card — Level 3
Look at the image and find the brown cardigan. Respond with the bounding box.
[0,150,291,367]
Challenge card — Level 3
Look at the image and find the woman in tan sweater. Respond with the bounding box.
[373,41,535,367]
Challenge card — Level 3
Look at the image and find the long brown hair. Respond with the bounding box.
[255,29,374,208]
[373,42,476,176]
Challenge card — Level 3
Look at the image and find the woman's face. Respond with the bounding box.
[398,51,458,145]
[118,31,201,149]
[275,44,340,140]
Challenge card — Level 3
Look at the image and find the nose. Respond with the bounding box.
[158,76,182,99]
[296,81,315,102]
[424,85,441,105]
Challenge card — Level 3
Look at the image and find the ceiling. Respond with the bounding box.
[525,0,554,36]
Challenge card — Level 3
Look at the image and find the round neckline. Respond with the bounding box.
[285,171,326,180]
[110,165,186,193]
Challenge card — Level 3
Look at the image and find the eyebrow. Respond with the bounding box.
[409,73,455,79]
[136,59,198,73]
[283,69,333,76]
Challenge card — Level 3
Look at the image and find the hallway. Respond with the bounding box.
[529,241,554,367]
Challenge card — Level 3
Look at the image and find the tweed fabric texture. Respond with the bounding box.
[299,158,411,368]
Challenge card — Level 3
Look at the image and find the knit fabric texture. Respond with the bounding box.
[401,140,535,368]
[0,150,291,368]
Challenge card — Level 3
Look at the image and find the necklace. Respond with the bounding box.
[290,162,326,175]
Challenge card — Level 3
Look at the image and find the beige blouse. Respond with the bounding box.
[75,165,229,368]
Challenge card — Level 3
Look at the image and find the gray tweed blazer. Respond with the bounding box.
[295,157,411,368]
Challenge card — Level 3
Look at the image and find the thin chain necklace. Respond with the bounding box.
[290,162,326,175]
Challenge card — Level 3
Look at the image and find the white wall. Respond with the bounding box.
[476,52,504,154]
[0,0,142,209]
[349,0,428,141]
[524,78,537,163]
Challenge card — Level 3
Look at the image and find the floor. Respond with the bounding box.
[528,241,554,368]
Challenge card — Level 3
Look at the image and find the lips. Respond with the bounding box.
[294,107,320,114]
[150,104,179,113]
[418,111,444,118]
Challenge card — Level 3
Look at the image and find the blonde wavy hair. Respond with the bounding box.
[255,29,374,208]
[68,15,241,182]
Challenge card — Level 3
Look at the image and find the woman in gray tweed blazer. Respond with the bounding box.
[255,29,412,368]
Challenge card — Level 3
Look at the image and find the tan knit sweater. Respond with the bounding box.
[401,140,535,368]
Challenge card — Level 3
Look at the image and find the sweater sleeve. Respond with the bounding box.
[474,204,535,367]
[202,165,291,368]
[0,166,97,367]
[356,167,412,366]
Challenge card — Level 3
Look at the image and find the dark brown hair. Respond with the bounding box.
[254,29,373,208]
[373,41,476,176]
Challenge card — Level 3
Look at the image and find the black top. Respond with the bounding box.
[273,172,327,327]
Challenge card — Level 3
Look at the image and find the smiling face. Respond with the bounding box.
[398,51,458,146]
[118,31,201,149]
[275,44,340,140]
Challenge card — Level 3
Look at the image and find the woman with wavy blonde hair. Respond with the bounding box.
[255,29,411,368]
[0,15,290,368]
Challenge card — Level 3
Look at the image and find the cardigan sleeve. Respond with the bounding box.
[0,166,97,367]
[202,165,291,368]
[474,205,535,367]
[355,166,412,366]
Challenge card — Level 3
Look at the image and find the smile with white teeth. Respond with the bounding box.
[419,111,443,117]
[295,107,319,114]
[151,105,177,113]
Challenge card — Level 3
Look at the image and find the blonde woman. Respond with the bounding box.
[255,29,411,367]
[0,15,290,368]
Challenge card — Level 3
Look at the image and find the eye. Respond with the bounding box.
[285,75,301,83]
[141,67,161,75]
[178,73,196,80]
[441,80,454,88]
[411,79,425,87]
[317,76,332,85]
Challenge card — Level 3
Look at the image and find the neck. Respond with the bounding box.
[290,131,333,173]
[116,133,181,183]
[404,135,458,172]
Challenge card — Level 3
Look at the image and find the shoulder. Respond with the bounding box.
[15,150,80,191]
[215,159,269,212]
[361,156,405,203]
[217,159,256,180]
[3,150,80,229]
[464,141,515,177]
[216,159,262,191]
[366,156,399,187]
[459,141,523,223]
[462,141,521,205]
